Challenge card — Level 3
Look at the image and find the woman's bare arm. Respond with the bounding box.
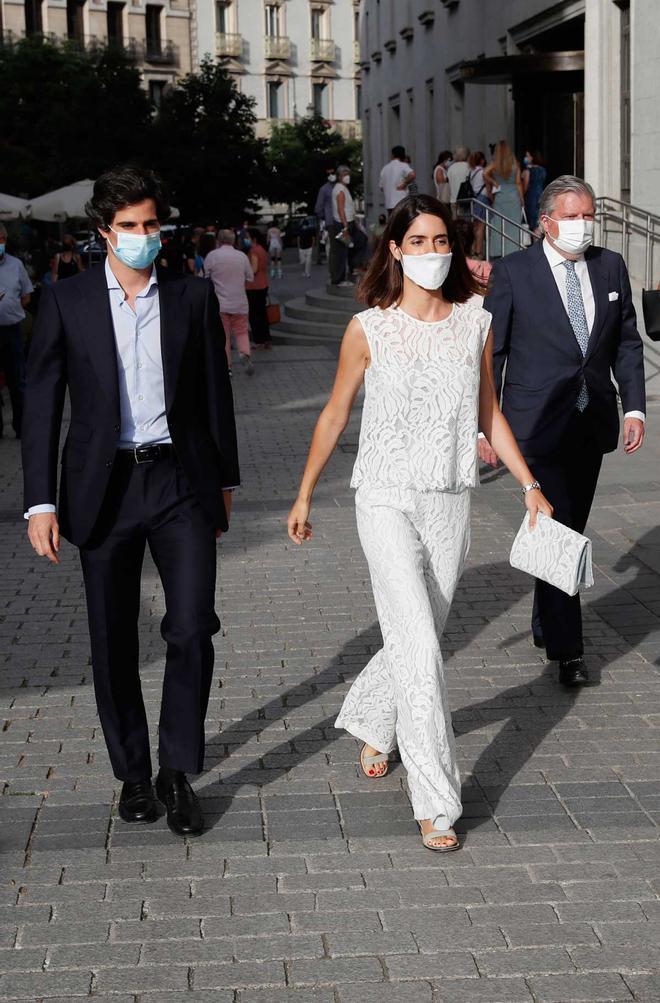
[287,317,369,542]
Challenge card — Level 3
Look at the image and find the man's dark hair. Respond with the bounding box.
[85,165,171,230]
[392,145,406,159]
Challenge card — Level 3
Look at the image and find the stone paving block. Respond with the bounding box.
[336,982,433,1002]
[570,943,660,972]
[622,973,660,1000]
[385,951,478,980]
[431,978,534,1002]
[232,933,325,962]
[47,943,140,968]
[289,956,384,986]
[192,960,286,989]
[203,914,290,939]
[474,946,575,977]
[502,922,600,948]
[0,947,47,972]
[111,918,202,942]
[0,969,93,999]
[527,972,634,1001]
[237,991,334,1003]
[290,909,382,934]
[17,920,110,947]
[94,964,190,993]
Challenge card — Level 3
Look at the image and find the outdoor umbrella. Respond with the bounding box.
[27,179,180,221]
[0,192,30,219]
[26,180,96,222]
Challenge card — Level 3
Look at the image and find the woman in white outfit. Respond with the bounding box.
[287,195,553,851]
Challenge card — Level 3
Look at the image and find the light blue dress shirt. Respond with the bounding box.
[105,257,172,448]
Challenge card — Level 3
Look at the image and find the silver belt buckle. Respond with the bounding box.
[134,445,150,464]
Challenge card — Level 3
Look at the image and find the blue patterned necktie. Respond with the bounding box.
[562,259,590,411]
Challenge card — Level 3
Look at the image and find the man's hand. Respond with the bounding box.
[478,436,499,468]
[623,417,644,454]
[216,489,234,540]
[27,513,60,564]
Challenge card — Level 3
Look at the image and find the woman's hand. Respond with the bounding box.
[524,488,553,529]
[287,498,312,545]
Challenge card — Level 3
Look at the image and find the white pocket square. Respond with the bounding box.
[608,291,619,301]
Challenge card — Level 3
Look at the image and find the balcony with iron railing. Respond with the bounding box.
[127,37,180,66]
[264,35,291,60]
[216,32,243,58]
[310,37,335,61]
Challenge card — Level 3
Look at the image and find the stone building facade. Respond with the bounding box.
[359,0,659,219]
[0,0,194,105]
[193,0,362,140]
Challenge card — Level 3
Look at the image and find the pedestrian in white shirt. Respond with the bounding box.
[447,146,471,217]
[379,146,416,215]
[203,230,254,375]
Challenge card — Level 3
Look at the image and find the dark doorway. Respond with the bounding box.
[514,15,585,183]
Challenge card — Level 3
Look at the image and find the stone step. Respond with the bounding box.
[325,282,358,298]
[305,289,361,312]
[285,297,357,325]
[271,314,345,342]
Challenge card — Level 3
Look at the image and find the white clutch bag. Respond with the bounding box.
[509,512,594,596]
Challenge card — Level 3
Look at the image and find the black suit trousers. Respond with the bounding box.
[79,452,220,782]
[527,411,603,661]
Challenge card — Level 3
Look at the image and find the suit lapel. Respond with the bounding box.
[529,241,583,360]
[74,265,120,418]
[585,249,609,359]
[158,273,189,413]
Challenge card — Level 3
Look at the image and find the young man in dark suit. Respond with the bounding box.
[22,166,239,835]
[482,175,645,687]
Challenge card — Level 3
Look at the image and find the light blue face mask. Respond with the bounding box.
[107,227,161,269]
[0,244,5,257]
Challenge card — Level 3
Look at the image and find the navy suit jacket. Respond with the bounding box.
[483,239,646,458]
[22,264,239,547]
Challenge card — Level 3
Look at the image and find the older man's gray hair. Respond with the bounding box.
[453,146,469,162]
[539,175,596,228]
[337,165,350,177]
[218,229,236,244]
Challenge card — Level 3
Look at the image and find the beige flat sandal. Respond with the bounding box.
[359,744,389,779]
[418,823,460,852]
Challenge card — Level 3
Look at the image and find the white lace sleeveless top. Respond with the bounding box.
[350,302,492,492]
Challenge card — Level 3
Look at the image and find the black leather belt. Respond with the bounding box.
[118,444,174,464]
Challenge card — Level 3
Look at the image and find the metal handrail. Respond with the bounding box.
[458,198,536,259]
[595,196,660,288]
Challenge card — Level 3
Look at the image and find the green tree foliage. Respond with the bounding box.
[149,58,266,223]
[0,37,152,197]
[263,114,362,213]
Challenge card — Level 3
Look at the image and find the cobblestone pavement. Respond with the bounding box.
[1,259,660,1001]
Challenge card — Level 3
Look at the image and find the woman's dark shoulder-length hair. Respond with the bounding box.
[358,194,482,309]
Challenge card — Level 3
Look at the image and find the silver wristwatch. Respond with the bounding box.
[521,480,541,496]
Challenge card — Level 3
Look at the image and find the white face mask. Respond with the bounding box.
[327,174,337,183]
[547,218,594,255]
[342,174,351,185]
[399,251,453,290]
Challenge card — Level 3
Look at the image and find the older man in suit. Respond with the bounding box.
[22,166,239,835]
[482,175,645,687]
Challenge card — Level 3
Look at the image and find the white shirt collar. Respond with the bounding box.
[104,255,158,296]
[542,237,584,269]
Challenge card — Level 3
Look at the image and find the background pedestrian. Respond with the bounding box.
[379,145,416,216]
[467,151,490,258]
[433,150,453,205]
[447,146,471,217]
[51,234,84,282]
[204,228,254,375]
[0,223,32,439]
[246,228,272,351]
[267,219,283,279]
[483,140,524,257]
[522,150,548,231]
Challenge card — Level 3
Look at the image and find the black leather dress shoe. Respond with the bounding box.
[559,658,589,687]
[118,780,157,824]
[533,634,545,649]
[155,769,204,837]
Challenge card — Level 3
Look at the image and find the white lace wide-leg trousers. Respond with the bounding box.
[335,485,471,826]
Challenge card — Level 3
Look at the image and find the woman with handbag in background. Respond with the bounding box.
[287,195,553,852]
[247,229,272,352]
